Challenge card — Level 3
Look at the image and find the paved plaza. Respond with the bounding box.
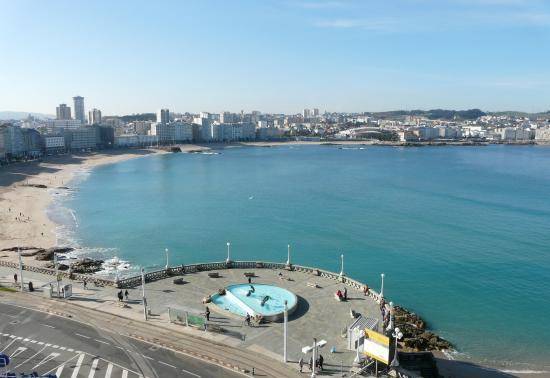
[0,264,384,376]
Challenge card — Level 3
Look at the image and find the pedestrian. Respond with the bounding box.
[205,306,210,321]
[83,280,87,290]
[298,356,304,373]
[245,313,251,326]
[13,273,18,285]
[117,290,123,302]
[124,289,129,301]
[343,287,347,301]
[308,356,313,371]
[319,354,324,370]
[248,276,252,284]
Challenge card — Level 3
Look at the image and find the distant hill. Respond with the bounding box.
[115,113,156,122]
[0,111,54,120]
[368,109,486,121]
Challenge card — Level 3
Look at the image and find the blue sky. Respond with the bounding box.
[1,0,549,114]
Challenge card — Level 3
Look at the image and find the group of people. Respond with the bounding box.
[117,289,129,302]
[298,354,324,373]
[335,287,348,301]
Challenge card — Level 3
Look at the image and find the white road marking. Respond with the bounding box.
[115,346,124,350]
[181,368,202,378]
[52,344,59,348]
[23,338,29,341]
[67,348,74,352]
[30,340,37,343]
[142,355,154,360]
[13,345,47,369]
[158,360,177,369]
[60,346,66,350]
[94,339,109,345]
[0,338,17,352]
[76,333,91,339]
[70,353,85,378]
[40,323,55,329]
[32,352,60,369]
[38,341,44,345]
[88,358,99,378]
[55,364,65,377]
[105,362,113,378]
[10,346,27,358]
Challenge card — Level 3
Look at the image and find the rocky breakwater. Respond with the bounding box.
[393,305,452,352]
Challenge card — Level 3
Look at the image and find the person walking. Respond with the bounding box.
[13,273,18,287]
[343,287,347,301]
[117,290,123,302]
[298,356,304,373]
[124,289,129,301]
[205,306,210,321]
[245,313,251,326]
[83,280,87,290]
[318,354,324,371]
[248,276,252,284]
[308,356,313,371]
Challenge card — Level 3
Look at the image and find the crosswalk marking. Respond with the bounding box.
[88,358,99,378]
[105,362,113,378]
[0,339,17,352]
[71,353,85,378]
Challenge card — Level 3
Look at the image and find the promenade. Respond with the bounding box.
[0,262,384,377]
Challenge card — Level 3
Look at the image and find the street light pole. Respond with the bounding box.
[283,300,288,363]
[353,328,363,366]
[54,252,60,298]
[141,268,147,321]
[286,244,291,266]
[165,248,169,271]
[386,301,395,331]
[226,242,231,264]
[18,247,23,292]
[339,253,344,279]
[391,327,403,368]
[380,273,385,299]
[311,338,317,378]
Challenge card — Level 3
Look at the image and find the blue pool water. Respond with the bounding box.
[211,284,297,317]
[59,145,550,370]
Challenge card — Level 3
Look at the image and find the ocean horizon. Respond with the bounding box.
[51,144,550,372]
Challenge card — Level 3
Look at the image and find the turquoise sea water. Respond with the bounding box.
[61,145,550,370]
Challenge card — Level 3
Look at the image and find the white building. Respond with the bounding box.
[157,109,170,125]
[303,108,312,118]
[73,96,85,123]
[174,122,193,142]
[150,122,175,143]
[115,134,159,148]
[88,108,102,125]
[46,119,82,132]
[535,127,550,142]
[44,135,66,155]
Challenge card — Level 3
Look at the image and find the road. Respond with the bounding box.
[0,302,242,378]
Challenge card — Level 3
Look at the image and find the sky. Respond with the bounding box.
[1,0,550,115]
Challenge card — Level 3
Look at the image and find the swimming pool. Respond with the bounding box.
[211,283,298,321]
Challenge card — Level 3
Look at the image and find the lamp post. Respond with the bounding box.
[141,268,147,321]
[386,301,395,332]
[165,248,169,271]
[54,252,60,298]
[18,247,23,292]
[390,327,404,368]
[226,242,231,264]
[339,253,344,279]
[380,273,385,299]
[283,300,288,363]
[286,244,291,267]
[311,337,317,378]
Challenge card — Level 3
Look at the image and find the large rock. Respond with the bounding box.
[70,258,103,274]
[35,247,74,261]
[394,305,452,352]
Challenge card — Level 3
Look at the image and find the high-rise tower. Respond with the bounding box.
[73,96,85,123]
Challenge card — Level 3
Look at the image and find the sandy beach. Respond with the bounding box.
[0,149,171,258]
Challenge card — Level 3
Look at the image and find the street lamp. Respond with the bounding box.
[141,268,147,320]
[380,273,385,299]
[339,253,344,279]
[283,300,288,363]
[18,247,23,292]
[353,328,363,366]
[54,252,60,298]
[164,248,169,271]
[226,242,231,264]
[311,337,317,378]
[391,327,404,367]
[286,244,291,267]
[386,301,395,332]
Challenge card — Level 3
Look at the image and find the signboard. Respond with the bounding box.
[363,329,390,364]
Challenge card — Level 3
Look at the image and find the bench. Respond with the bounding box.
[208,272,220,278]
[173,278,186,285]
[243,272,255,278]
[306,282,320,288]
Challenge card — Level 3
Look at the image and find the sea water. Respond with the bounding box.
[58,145,550,370]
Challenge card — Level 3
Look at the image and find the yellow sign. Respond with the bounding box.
[363,329,390,364]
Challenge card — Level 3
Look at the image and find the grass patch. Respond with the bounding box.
[0,286,17,292]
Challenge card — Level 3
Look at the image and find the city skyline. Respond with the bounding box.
[2,0,550,114]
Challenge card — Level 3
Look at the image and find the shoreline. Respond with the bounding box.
[1,143,549,376]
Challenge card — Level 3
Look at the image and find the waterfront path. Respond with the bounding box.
[0,265,384,376]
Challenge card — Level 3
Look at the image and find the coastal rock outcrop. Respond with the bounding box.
[70,258,104,274]
[35,247,74,261]
[393,306,452,351]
